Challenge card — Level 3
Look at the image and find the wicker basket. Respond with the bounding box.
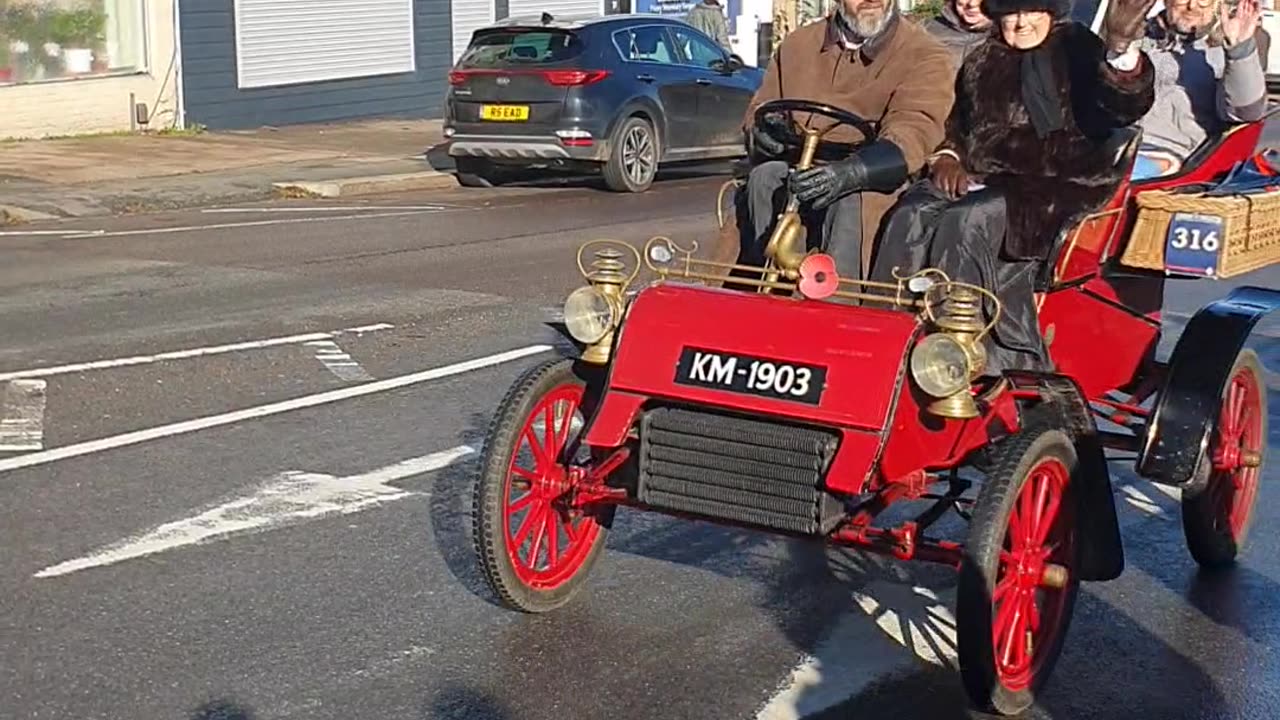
[1121,188,1280,278]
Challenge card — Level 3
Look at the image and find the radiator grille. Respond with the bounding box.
[637,406,845,535]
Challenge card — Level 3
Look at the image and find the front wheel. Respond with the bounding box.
[957,424,1081,716]
[1182,349,1268,569]
[602,116,659,193]
[472,358,613,612]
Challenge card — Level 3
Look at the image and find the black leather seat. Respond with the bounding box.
[1034,126,1144,290]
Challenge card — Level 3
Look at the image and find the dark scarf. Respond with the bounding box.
[1016,28,1064,138]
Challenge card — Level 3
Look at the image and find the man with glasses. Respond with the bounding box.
[1115,0,1268,178]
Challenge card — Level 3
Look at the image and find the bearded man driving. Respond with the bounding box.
[736,0,956,282]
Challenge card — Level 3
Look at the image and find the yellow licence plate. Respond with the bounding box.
[480,105,529,121]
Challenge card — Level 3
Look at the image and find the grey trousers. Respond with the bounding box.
[739,160,865,281]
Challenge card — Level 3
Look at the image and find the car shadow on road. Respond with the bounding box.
[424,684,516,719]
[426,410,505,609]
[189,699,257,720]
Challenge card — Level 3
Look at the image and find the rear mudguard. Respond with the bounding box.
[1007,371,1125,582]
[1137,285,1280,487]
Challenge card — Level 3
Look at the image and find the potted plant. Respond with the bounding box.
[50,4,105,74]
[0,40,11,83]
[3,3,33,80]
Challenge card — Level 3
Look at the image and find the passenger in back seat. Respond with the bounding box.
[1127,0,1268,179]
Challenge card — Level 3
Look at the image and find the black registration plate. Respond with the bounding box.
[674,347,827,405]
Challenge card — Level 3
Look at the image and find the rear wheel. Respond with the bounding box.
[1182,349,1267,568]
[472,358,612,613]
[603,116,658,193]
[957,424,1080,716]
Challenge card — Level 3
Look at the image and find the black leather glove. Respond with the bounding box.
[788,140,908,210]
[747,114,788,160]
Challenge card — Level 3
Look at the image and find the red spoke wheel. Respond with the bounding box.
[957,424,1081,717]
[1182,349,1268,569]
[473,358,614,612]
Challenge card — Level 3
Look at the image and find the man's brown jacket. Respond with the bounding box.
[744,13,956,272]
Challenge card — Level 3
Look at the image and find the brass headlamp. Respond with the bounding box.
[908,277,998,420]
[566,241,640,364]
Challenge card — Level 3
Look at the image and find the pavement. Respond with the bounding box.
[0,119,458,221]
[0,175,1277,720]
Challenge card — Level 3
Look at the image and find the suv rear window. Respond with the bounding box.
[458,30,586,68]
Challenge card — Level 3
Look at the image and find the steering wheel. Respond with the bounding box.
[752,98,878,160]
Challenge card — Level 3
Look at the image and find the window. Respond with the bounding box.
[612,25,678,64]
[669,26,725,68]
[458,30,586,68]
[0,0,146,85]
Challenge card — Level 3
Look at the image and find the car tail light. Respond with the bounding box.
[448,70,468,85]
[543,70,609,86]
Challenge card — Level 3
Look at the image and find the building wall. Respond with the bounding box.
[179,0,452,130]
[0,0,180,140]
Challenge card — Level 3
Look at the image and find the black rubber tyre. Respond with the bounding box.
[602,116,659,193]
[472,358,613,613]
[957,419,1081,717]
[1182,349,1268,569]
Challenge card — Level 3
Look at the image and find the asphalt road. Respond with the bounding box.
[1,173,1277,720]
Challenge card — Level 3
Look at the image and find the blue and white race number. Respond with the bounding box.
[1164,212,1223,277]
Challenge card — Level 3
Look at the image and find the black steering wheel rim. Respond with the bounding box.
[753,98,878,150]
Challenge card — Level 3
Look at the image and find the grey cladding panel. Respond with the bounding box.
[179,0,452,130]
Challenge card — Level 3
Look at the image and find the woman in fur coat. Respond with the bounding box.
[870,0,1157,378]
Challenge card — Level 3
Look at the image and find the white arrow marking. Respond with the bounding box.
[0,379,47,451]
[33,445,475,579]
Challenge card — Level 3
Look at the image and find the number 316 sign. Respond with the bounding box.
[1164,212,1223,277]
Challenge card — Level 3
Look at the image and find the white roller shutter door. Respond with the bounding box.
[234,0,416,89]
[452,0,494,63]
[506,0,603,22]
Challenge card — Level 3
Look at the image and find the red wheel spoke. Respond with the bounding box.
[509,491,536,514]
[528,511,550,569]
[544,511,560,568]
[1012,603,1030,669]
[513,503,544,549]
[1033,484,1063,547]
[997,592,1025,668]
[523,427,549,470]
[540,404,557,463]
[1018,477,1038,548]
[993,576,1016,603]
[993,591,1020,651]
[511,465,539,483]
[555,400,578,456]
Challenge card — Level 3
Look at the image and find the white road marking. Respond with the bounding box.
[1150,483,1182,502]
[0,322,394,382]
[0,230,98,237]
[201,206,455,213]
[33,445,475,578]
[306,339,374,382]
[58,210,439,239]
[756,582,958,720]
[0,344,551,475]
[1119,484,1167,517]
[0,380,47,451]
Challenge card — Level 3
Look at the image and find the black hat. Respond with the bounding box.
[979,0,1070,19]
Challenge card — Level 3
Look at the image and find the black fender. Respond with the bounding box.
[1005,371,1125,582]
[1137,285,1280,487]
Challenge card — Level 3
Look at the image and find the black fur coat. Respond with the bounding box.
[940,21,1155,259]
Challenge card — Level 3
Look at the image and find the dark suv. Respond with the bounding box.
[443,13,764,192]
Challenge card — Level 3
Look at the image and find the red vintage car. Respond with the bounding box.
[470,99,1278,716]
